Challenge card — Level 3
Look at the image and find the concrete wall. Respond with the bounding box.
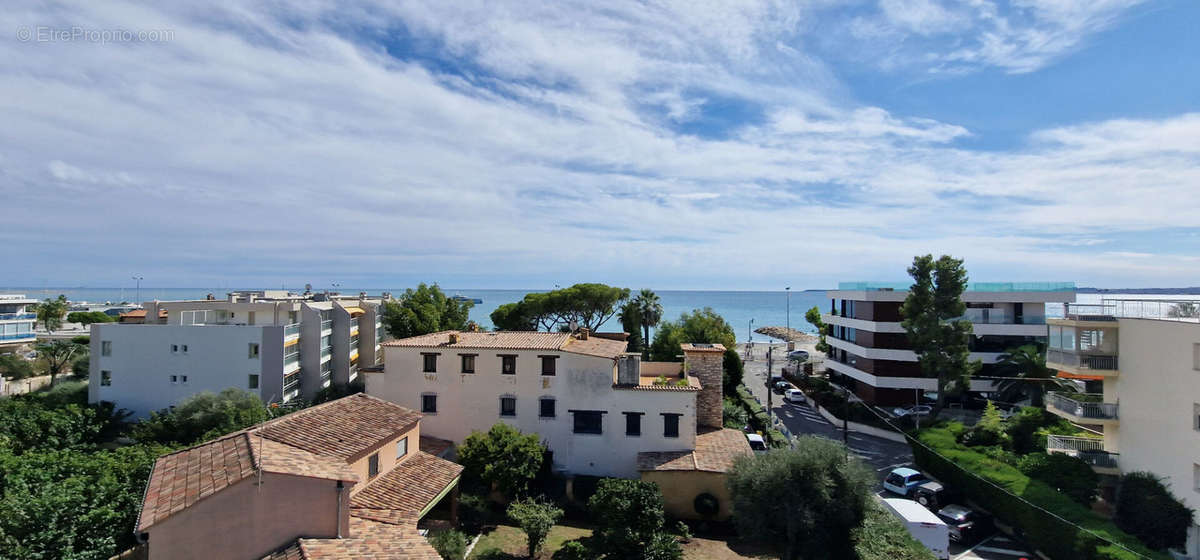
[1113,319,1200,558]
[369,346,696,478]
[641,471,736,521]
[147,473,346,560]
[90,324,276,419]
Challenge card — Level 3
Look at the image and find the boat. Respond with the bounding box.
[451,294,483,304]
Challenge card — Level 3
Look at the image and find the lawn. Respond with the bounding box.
[467,523,592,560]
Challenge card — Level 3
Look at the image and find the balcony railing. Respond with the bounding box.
[1048,392,1118,420]
[1047,436,1119,469]
[284,351,300,366]
[0,333,36,341]
[1047,349,1118,371]
[283,375,300,393]
[0,313,36,321]
[320,347,332,359]
[284,323,301,337]
[321,319,333,331]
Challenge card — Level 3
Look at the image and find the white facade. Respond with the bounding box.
[0,294,38,350]
[367,336,699,478]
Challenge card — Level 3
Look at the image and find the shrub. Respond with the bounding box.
[552,541,591,560]
[852,499,936,560]
[723,348,744,394]
[1018,452,1099,506]
[1114,472,1195,551]
[588,479,680,560]
[506,497,563,558]
[458,423,545,499]
[457,492,493,534]
[0,354,35,380]
[722,398,748,429]
[429,529,468,560]
[131,389,272,446]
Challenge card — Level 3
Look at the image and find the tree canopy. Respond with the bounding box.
[587,479,681,560]
[635,289,663,353]
[805,306,830,354]
[649,307,736,361]
[66,311,116,325]
[618,299,645,354]
[34,294,68,333]
[0,354,35,380]
[490,283,630,333]
[995,344,1065,408]
[727,436,875,560]
[130,388,273,446]
[35,339,86,385]
[900,254,978,417]
[381,283,473,339]
[457,423,545,498]
[506,497,564,558]
[1114,471,1195,551]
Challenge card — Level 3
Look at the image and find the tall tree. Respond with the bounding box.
[805,306,830,354]
[381,283,473,339]
[649,308,736,361]
[587,479,681,560]
[491,284,630,333]
[900,254,978,419]
[457,423,545,498]
[35,339,84,386]
[35,294,68,333]
[618,299,645,354]
[635,289,663,356]
[995,344,1067,408]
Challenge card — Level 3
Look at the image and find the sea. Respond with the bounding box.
[0,286,829,342]
[7,286,1198,343]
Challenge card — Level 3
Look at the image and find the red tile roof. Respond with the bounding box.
[637,428,753,473]
[383,330,627,358]
[351,452,463,515]
[258,394,421,461]
[137,431,258,532]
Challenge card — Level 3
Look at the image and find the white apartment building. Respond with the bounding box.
[1045,299,1200,558]
[89,290,387,418]
[0,294,38,352]
[367,330,729,478]
[823,281,1076,405]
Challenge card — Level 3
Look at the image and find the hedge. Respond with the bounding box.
[910,424,1167,560]
[732,385,788,448]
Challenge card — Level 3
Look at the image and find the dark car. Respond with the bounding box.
[936,504,993,543]
[913,481,955,510]
[772,381,790,394]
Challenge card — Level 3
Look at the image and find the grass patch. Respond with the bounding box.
[468,523,592,560]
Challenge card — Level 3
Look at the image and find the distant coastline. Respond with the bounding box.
[1077,287,1200,295]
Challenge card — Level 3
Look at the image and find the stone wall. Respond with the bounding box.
[682,343,725,429]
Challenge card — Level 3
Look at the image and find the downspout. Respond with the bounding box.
[336,480,345,538]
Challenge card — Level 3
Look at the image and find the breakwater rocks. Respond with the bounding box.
[754,326,818,343]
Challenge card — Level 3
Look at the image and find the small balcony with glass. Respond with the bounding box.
[1046,434,1119,474]
[1047,392,1119,426]
[1047,313,1119,377]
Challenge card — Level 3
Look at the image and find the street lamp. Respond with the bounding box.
[131,276,143,304]
[748,318,754,343]
[785,287,791,335]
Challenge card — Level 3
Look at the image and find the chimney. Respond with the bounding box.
[448,332,460,344]
[682,343,727,429]
[578,328,589,340]
[617,354,641,385]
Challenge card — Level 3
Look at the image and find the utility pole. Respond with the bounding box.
[766,346,774,428]
[785,286,791,334]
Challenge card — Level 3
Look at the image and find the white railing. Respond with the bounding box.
[1046,349,1118,371]
[1046,435,1105,453]
[1048,392,1118,420]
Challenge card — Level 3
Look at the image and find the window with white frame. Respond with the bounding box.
[396,436,408,459]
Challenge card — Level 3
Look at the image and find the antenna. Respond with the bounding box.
[257,393,278,491]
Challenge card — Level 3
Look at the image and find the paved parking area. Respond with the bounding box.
[951,533,1033,560]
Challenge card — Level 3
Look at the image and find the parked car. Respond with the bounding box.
[787,349,809,362]
[784,388,806,404]
[881,498,950,560]
[772,381,791,394]
[892,405,933,418]
[936,504,993,544]
[746,433,768,454]
[913,481,954,510]
[883,467,929,496]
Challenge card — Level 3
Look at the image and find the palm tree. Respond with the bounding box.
[635,289,663,359]
[995,344,1069,408]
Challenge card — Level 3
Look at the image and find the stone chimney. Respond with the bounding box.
[448,332,460,344]
[577,327,589,340]
[682,343,726,429]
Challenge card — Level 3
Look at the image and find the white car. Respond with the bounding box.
[746,433,768,453]
[892,405,933,418]
[784,389,806,404]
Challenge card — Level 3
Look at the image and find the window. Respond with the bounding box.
[397,437,408,459]
[500,396,517,417]
[501,355,517,375]
[541,356,557,376]
[101,341,111,356]
[461,354,476,374]
[181,344,188,353]
[625,412,642,436]
[539,398,556,418]
[572,410,603,434]
[368,453,379,478]
[422,394,437,413]
[100,370,111,386]
[248,374,260,389]
[169,375,178,384]
[423,353,438,373]
[248,343,259,358]
[1194,403,1200,431]
[171,344,178,353]
[663,413,680,438]
[1194,344,1200,371]
[1195,464,1200,493]
[180,375,188,384]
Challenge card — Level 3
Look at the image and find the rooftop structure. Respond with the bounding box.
[0,294,38,350]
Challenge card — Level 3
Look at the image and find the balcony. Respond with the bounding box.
[1046,435,1120,474]
[1047,392,1118,425]
[283,375,300,393]
[1047,349,1118,374]
[0,313,36,321]
[284,323,301,338]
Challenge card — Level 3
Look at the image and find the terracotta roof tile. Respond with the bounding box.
[296,515,441,559]
[637,428,752,473]
[418,436,453,458]
[383,330,628,359]
[560,335,627,358]
[137,431,257,532]
[258,394,421,460]
[351,452,463,514]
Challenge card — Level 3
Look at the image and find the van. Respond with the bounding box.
[880,497,950,560]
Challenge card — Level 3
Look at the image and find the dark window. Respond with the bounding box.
[368,453,379,478]
[423,353,437,373]
[663,414,680,438]
[625,412,642,436]
[422,394,437,413]
[501,355,516,375]
[540,399,556,418]
[461,354,475,373]
[500,396,517,417]
[572,411,603,434]
[541,356,557,376]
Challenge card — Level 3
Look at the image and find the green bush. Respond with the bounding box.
[429,529,468,560]
[1114,472,1195,551]
[506,497,563,558]
[722,397,748,428]
[1018,452,1099,506]
[723,348,744,394]
[0,355,35,380]
[911,424,1167,560]
[552,541,591,560]
[66,311,115,325]
[588,479,680,560]
[131,388,272,446]
[853,499,936,560]
[458,423,545,498]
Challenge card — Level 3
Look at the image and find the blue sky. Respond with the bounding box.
[2,1,1199,291]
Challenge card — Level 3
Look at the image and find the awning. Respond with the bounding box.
[344,306,365,317]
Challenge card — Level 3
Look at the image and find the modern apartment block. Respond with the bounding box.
[1045,299,1200,558]
[823,282,1076,406]
[367,331,751,519]
[0,294,38,351]
[89,290,388,418]
[134,393,462,560]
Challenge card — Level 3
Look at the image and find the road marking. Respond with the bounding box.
[973,545,1029,556]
